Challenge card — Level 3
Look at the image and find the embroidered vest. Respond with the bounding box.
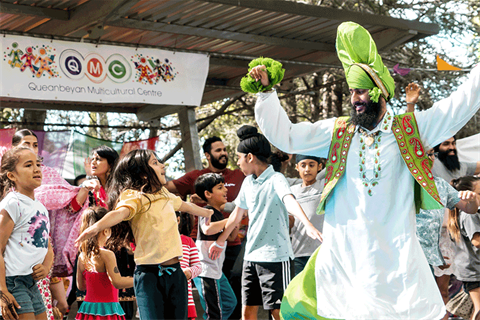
[317,113,443,215]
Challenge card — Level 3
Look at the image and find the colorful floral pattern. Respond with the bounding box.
[317,111,442,215]
[359,133,382,196]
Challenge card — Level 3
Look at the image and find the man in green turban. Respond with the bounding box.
[246,21,480,319]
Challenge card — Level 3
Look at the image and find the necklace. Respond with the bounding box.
[358,128,380,147]
[358,132,382,196]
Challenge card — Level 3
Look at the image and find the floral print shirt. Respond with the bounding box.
[416,177,460,266]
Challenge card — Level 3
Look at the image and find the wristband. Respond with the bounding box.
[213,241,226,249]
[406,102,415,105]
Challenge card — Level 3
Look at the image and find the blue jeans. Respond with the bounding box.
[5,275,46,316]
[193,273,237,319]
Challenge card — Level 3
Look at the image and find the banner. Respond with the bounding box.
[120,136,160,157]
[1,35,209,105]
[457,133,480,162]
[35,130,71,174]
[0,128,15,158]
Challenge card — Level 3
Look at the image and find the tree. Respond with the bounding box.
[194,0,480,177]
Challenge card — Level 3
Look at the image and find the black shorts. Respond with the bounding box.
[242,260,293,310]
[463,281,480,294]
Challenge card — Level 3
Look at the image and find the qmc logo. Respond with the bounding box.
[59,49,131,83]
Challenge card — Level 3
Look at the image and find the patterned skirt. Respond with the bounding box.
[75,301,126,320]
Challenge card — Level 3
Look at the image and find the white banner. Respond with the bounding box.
[457,133,480,162]
[1,35,209,105]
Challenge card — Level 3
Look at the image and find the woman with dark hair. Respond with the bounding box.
[87,145,119,208]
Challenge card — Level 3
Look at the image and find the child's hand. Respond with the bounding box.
[81,179,101,193]
[204,209,214,226]
[305,224,323,242]
[182,268,192,280]
[405,82,421,105]
[31,264,49,280]
[75,225,100,246]
[459,190,479,203]
[190,193,206,205]
[208,241,226,260]
[0,290,20,320]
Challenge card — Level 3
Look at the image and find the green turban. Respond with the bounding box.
[336,21,395,102]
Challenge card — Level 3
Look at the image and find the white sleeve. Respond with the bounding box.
[0,195,19,224]
[255,90,336,158]
[416,65,480,149]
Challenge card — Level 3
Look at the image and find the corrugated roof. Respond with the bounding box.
[0,0,439,120]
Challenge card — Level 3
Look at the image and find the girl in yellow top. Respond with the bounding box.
[76,149,213,320]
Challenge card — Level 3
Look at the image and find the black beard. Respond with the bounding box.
[210,154,228,170]
[349,100,382,129]
[437,149,461,171]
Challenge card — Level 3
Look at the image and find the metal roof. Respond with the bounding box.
[0,0,439,120]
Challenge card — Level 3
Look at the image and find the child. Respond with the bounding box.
[415,152,480,320]
[290,154,325,276]
[176,211,202,320]
[75,149,213,320]
[448,176,480,320]
[76,206,133,320]
[0,146,54,320]
[210,126,323,320]
[193,173,239,319]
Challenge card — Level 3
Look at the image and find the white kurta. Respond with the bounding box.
[255,65,480,319]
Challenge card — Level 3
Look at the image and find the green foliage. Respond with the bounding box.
[240,57,285,93]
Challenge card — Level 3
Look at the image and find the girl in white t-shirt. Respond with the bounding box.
[0,146,53,320]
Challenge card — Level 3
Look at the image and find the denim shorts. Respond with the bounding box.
[5,275,46,316]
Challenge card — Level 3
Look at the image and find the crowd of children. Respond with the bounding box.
[0,120,478,320]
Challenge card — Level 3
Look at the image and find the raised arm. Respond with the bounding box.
[455,190,480,214]
[250,65,335,157]
[283,194,322,241]
[405,82,421,113]
[209,206,247,260]
[201,218,228,236]
[179,201,213,222]
[75,207,130,245]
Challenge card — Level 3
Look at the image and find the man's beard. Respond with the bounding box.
[437,149,461,171]
[349,100,382,129]
[210,154,228,170]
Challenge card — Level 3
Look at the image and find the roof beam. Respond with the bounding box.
[1,99,138,113]
[0,2,69,20]
[197,0,440,35]
[31,0,140,37]
[107,18,336,52]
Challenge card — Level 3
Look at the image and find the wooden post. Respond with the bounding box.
[178,106,202,172]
